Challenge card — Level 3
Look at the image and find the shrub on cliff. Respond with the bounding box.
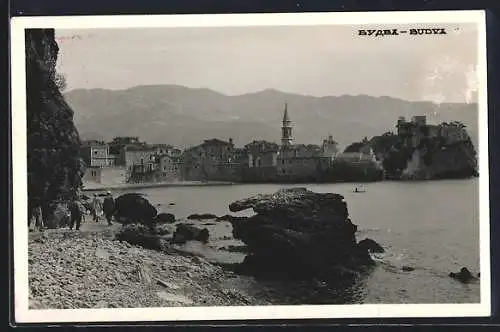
[26,29,84,218]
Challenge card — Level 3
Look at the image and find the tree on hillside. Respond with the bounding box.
[26,29,84,227]
[343,141,365,153]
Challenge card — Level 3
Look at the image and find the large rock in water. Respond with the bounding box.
[114,193,158,229]
[228,188,376,281]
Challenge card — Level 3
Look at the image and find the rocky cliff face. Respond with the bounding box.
[403,139,478,180]
[368,130,478,180]
[26,29,84,225]
[400,138,478,180]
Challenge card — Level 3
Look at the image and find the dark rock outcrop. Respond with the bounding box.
[216,215,248,223]
[357,238,385,254]
[172,223,210,244]
[449,267,477,284]
[187,213,218,220]
[155,213,176,224]
[115,224,166,251]
[114,193,158,229]
[228,188,375,281]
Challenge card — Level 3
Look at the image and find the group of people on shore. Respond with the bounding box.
[28,191,116,231]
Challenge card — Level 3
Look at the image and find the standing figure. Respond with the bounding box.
[28,198,44,231]
[102,191,115,226]
[91,193,102,223]
[68,200,83,231]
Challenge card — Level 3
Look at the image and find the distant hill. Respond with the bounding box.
[65,84,479,150]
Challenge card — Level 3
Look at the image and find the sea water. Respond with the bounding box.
[112,178,480,304]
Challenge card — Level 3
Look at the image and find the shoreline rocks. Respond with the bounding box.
[155,213,176,224]
[172,223,210,244]
[449,267,478,284]
[187,213,218,220]
[227,188,378,281]
[358,238,385,254]
[28,229,268,309]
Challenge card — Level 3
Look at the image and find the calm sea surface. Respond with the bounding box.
[113,178,481,304]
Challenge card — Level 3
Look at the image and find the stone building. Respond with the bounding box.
[396,116,469,148]
[246,140,280,168]
[276,156,331,179]
[321,135,339,159]
[274,104,332,180]
[80,140,114,167]
[120,145,158,171]
[201,138,235,161]
[150,144,182,157]
[109,136,142,165]
[335,145,379,166]
[181,138,239,181]
[158,155,182,182]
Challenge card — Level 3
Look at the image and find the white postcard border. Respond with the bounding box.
[11,10,490,323]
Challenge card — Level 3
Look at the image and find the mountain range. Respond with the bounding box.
[64,84,479,151]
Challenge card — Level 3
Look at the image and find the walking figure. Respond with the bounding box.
[102,191,115,226]
[68,200,83,231]
[91,193,102,222]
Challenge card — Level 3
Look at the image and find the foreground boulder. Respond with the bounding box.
[155,213,176,224]
[449,267,477,284]
[172,223,210,244]
[228,188,375,281]
[216,215,248,223]
[114,193,157,229]
[115,224,166,251]
[187,213,218,220]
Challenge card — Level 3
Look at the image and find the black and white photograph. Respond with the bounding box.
[11,11,490,323]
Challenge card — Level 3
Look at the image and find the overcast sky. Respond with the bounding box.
[55,23,479,103]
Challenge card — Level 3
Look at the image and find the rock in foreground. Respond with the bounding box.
[114,193,158,229]
[449,267,478,284]
[173,223,210,244]
[228,188,377,281]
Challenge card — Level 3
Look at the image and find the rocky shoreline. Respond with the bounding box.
[28,228,269,309]
[29,187,478,309]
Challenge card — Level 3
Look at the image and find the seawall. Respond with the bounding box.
[82,181,235,192]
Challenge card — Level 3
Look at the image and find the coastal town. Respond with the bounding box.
[81,103,473,188]
[22,24,483,315]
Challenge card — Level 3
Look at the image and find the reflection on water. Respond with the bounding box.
[113,178,480,304]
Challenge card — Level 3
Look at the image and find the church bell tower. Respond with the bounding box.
[281,102,293,147]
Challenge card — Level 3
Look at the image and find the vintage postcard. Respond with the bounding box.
[11,10,490,323]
